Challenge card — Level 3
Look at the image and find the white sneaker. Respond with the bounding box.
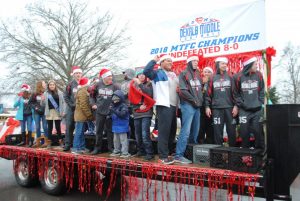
[110,152,121,156]
[120,153,131,158]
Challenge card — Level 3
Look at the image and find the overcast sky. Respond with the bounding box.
[0,0,299,85]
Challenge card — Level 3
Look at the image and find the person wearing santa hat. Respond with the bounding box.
[174,54,203,164]
[72,77,94,154]
[63,66,83,151]
[198,66,214,144]
[143,54,178,165]
[205,57,238,147]
[203,66,214,79]
[14,84,33,146]
[89,68,120,155]
[234,56,265,149]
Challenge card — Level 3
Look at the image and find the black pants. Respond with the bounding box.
[156,105,177,159]
[65,107,75,147]
[212,108,236,147]
[198,107,214,144]
[95,114,113,152]
[239,109,264,148]
[47,120,62,141]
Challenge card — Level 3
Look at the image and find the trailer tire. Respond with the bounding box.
[40,161,65,195]
[14,157,37,187]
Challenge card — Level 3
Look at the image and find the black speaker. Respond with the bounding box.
[266,104,300,196]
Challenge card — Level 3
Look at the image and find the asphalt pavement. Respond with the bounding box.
[0,158,120,201]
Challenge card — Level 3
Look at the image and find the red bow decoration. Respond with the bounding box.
[0,117,20,143]
[242,156,253,167]
[266,46,276,57]
[264,46,276,88]
[128,80,155,113]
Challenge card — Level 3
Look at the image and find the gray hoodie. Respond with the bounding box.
[205,63,235,109]
[178,63,203,107]
[89,79,120,115]
[233,62,265,111]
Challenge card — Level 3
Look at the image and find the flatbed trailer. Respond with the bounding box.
[0,145,268,201]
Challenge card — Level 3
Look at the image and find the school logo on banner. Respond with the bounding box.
[180,17,220,42]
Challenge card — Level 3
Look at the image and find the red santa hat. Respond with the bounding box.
[21,84,30,92]
[242,56,257,66]
[71,66,82,75]
[78,77,89,87]
[99,68,112,79]
[215,57,228,63]
[186,54,199,63]
[203,66,214,74]
[158,54,172,64]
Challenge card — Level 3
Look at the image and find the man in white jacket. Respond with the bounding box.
[144,54,178,165]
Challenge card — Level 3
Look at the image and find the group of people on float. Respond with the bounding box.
[13,53,265,165]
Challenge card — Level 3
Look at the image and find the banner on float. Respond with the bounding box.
[149,0,266,61]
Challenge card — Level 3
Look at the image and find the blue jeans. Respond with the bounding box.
[21,115,33,133]
[73,122,86,151]
[134,117,154,156]
[34,114,48,138]
[87,121,95,133]
[175,102,200,157]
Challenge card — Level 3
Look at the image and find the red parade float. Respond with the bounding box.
[0,47,276,201]
[2,0,298,199]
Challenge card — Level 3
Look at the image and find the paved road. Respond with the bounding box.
[0,158,120,201]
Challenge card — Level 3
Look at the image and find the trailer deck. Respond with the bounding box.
[0,145,264,200]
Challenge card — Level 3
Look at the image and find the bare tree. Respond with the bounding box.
[0,0,131,92]
[277,42,300,103]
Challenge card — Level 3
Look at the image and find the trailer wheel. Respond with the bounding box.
[40,161,65,195]
[14,157,37,187]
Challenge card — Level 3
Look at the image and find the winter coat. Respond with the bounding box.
[74,86,93,122]
[178,63,203,108]
[131,81,154,119]
[111,90,129,134]
[44,90,65,117]
[64,79,79,111]
[14,97,32,121]
[89,79,120,115]
[30,93,46,115]
[143,60,178,107]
